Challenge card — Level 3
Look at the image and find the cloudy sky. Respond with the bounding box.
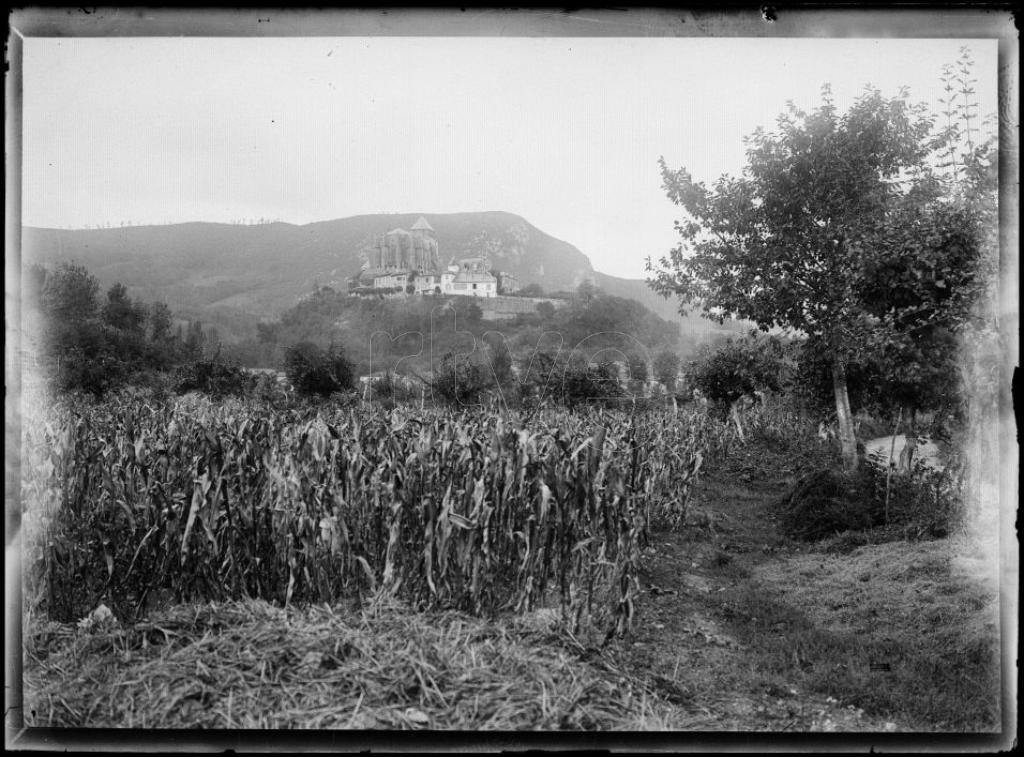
[21,33,998,279]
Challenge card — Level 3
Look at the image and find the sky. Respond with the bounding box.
[21,35,999,279]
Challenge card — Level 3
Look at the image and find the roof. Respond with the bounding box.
[384,227,411,236]
[454,271,497,284]
[411,216,434,232]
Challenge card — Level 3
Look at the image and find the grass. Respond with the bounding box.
[23,597,687,730]
[706,538,1001,731]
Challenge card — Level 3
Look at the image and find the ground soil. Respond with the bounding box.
[20,461,1002,738]
[603,472,910,733]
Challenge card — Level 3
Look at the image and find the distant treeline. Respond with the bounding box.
[23,262,218,395]
[222,280,682,377]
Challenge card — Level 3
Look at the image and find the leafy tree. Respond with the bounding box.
[574,279,599,306]
[559,358,624,406]
[626,353,648,382]
[149,301,173,343]
[184,320,206,360]
[430,351,487,406]
[483,334,514,386]
[536,301,556,320]
[284,341,355,397]
[462,300,484,325]
[102,283,146,335]
[689,332,793,405]
[653,350,681,390]
[649,81,991,468]
[173,358,255,397]
[519,282,545,297]
[41,261,99,325]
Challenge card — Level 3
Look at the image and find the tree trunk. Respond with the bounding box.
[832,357,859,470]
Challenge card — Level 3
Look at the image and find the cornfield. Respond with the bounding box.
[21,393,730,640]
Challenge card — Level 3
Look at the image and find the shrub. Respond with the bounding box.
[559,359,625,406]
[173,359,255,398]
[430,352,487,406]
[284,342,355,397]
[536,301,556,319]
[860,453,964,539]
[688,331,795,405]
[777,469,878,541]
[778,454,963,544]
[250,371,289,406]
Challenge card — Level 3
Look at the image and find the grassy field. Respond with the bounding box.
[16,390,1008,739]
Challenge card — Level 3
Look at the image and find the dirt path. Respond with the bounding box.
[608,474,905,732]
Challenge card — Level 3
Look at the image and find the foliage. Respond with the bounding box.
[483,334,514,386]
[652,350,681,390]
[560,359,626,406]
[26,261,214,396]
[860,451,965,538]
[777,446,964,543]
[429,351,488,406]
[173,359,256,398]
[21,396,719,640]
[513,352,623,408]
[649,61,996,467]
[777,470,878,542]
[102,283,147,335]
[688,332,796,405]
[284,342,355,397]
[626,353,648,383]
[462,300,484,325]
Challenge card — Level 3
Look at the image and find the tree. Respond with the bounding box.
[653,350,681,390]
[41,261,99,324]
[483,334,514,385]
[102,283,146,335]
[689,332,792,405]
[626,352,648,382]
[284,341,355,397]
[149,301,172,343]
[519,282,545,297]
[574,279,599,306]
[462,300,484,325]
[184,320,206,360]
[430,350,487,406]
[648,82,986,469]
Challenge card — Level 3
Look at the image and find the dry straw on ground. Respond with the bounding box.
[23,598,683,730]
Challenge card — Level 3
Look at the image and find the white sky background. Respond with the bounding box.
[22,37,998,279]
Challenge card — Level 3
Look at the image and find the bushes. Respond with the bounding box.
[514,352,626,408]
[688,332,796,405]
[284,342,355,397]
[777,457,964,543]
[429,352,488,406]
[173,359,255,397]
[777,470,879,541]
[860,455,963,538]
[29,261,216,397]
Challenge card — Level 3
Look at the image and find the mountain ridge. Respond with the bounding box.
[22,211,748,345]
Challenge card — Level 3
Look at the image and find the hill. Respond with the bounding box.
[21,211,749,349]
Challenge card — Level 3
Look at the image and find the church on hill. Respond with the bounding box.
[349,216,516,299]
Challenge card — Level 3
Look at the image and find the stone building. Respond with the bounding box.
[449,257,497,298]
[349,217,502,299]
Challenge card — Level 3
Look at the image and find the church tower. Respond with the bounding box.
[411,216,438,272]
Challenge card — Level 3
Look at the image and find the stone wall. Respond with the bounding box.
[475,296,567,320]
